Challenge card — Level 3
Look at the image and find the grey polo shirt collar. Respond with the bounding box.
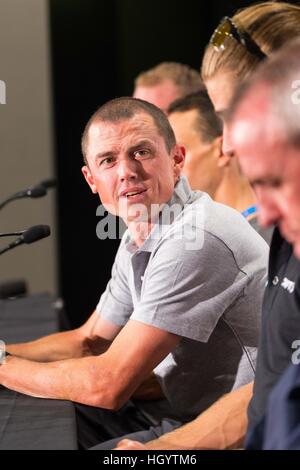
[126,175,194,255]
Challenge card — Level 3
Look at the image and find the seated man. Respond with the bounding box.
[228,36,300,451]
[0,97,268,449]
[168,91,273,243]
[168,91,223,197]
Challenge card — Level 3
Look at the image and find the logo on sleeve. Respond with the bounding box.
[281,277,295,294]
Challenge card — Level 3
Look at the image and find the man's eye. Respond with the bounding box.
[134,150,150,158]
[271,179,282,188]
[253,179,282,190]
[100,157,115,167]
[266,178,282,189]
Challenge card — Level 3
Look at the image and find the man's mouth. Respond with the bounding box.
[120,188,147,199]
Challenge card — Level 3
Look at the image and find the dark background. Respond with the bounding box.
[48,0,264,328]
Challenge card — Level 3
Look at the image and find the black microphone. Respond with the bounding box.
[0,184,47,210]
[22,225,50,243]
[40,178,56,190]
[0,225,50,256]
[0,279,28,299]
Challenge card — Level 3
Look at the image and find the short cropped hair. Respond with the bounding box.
[167,91,223,142]
[81,97,176,163]
[135,62,203,96]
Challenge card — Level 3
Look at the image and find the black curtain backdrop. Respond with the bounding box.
[49,0,260,328]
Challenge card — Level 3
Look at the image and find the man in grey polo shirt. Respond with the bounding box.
[2,97,268,449]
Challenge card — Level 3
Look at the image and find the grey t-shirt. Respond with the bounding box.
[97,177,268,422]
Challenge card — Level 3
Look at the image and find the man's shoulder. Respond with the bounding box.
[177,195,267,248]
[154,195,268,277]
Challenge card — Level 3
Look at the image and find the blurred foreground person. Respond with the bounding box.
[229,37,300,450]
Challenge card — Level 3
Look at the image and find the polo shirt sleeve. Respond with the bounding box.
[96,238,133,326]
[131,231,249,342]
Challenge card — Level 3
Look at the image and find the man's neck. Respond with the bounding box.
[214,165,257,214]
[127,221,155,248]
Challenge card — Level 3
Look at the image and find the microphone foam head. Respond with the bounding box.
[23,225,51,244]
[28,185,47,198]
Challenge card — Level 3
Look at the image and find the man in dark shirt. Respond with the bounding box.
[248,229,300,428]
[229,38,300,448]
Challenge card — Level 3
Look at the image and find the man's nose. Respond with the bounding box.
[257,190,281,227]
[222,124,235,158]
[117,158,138,181]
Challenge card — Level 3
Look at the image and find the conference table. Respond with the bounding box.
[0,293,78,449]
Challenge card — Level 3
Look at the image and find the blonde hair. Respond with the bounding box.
[201,2,300,82]
[135,62,203,96]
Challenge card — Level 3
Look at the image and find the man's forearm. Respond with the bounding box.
[6,310,116,363]
[6,328,88,362]
[146,382,253,450]
[0,354,117,408]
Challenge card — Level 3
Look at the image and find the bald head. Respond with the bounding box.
[228,37,300,152]
[229,83,284,157]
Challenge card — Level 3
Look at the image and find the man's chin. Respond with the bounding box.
[123,208,149,223]
[120,202,161,225]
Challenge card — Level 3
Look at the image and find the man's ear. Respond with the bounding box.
[172,144,185,176]
[215,137,231,168]
[172,144,185,181]
[82,165,97,194]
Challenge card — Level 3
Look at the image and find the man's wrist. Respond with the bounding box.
[0,350,12,364]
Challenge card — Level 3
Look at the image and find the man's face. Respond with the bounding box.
[169,109,222,196]
[231,94,300,258]
[133,79,181,113]
[82,112,184,225]
[205,71,237,157]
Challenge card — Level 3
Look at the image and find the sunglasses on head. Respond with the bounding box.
[210,16,267,61]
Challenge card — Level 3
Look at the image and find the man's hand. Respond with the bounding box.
[114,439,148,450]
[114,438,185,450]
[132,372,164,401]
